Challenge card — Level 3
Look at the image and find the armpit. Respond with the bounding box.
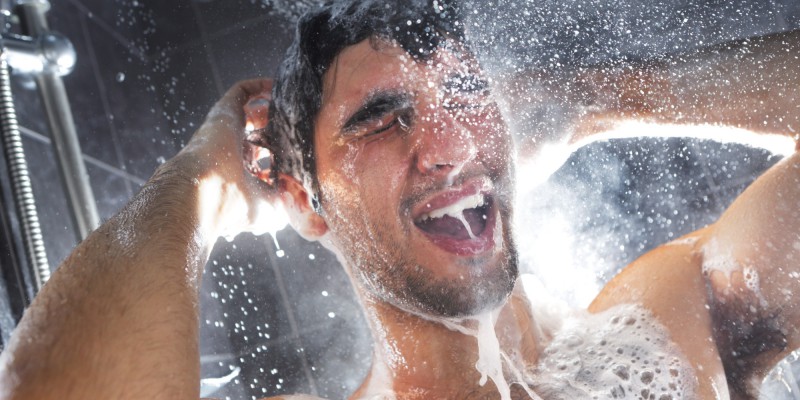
[702,239,789,397]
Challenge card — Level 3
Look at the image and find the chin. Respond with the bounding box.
[395,244,519,319]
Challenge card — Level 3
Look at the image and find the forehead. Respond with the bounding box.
[317,38,477,127]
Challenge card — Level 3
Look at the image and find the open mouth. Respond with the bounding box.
[414,193,492,240]
[412,189,497,256]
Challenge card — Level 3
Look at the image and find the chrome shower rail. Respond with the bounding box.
[17,0,100,241]
[0,0,100,293]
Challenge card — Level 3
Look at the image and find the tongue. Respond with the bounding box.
[417,208,486,240]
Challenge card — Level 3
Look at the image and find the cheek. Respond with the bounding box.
[354,139,413,204]
[320,140,412,219]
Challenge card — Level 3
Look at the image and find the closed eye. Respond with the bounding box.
[348,107,415,140]
[341,91,414,138]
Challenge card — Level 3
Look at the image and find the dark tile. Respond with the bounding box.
[270,230,365,332]
[520,138,723,280]
[193,0,273,35]
[73,0,203,56]
[200,234,297,357]
[150,42,219,149]
[45,1,125,169]
[692,141,782,191]
[207,15,294,88]
[267,229,371,397]
[775,0,800,27]
[85,163,133,222]
[467,0,789,71]
[202,337,313,400]
[10,76,49,136]
[200,233,317,399]
[21,136,78,268]
[84,18,173,180]
[142,0,204,53]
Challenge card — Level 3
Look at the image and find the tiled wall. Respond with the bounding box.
[11,1,372,399]
[4,0,797,399]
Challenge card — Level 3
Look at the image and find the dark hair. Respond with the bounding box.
[264,0,464,211]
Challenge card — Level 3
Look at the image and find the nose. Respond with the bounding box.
[413,108,478,176]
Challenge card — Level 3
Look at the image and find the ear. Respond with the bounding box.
[277,173,328,241]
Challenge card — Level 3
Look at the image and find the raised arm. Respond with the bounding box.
[578,30,800,398]
[0,79,275,400]
[696,147,800,396]
[504,29,800,157]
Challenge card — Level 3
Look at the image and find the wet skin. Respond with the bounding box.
[0,28,798,400]
[285,35,800,399]
[311,39,518,318]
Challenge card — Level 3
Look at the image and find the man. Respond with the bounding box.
[0,0,798,399]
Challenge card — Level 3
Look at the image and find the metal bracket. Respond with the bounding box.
[1,31,75,76]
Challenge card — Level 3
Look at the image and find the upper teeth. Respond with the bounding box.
[418,193,485,221]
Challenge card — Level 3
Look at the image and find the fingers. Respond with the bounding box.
[208,78,273,126]
[244,95,270,131]
[222,78,273,109]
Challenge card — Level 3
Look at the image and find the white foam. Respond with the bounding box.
[701,237,741,279]
[530,304,697,399]
[435,311,532,400]
[455,211,477,239]
[419,193,484,239]
[474,312,511,398]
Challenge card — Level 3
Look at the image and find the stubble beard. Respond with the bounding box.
[327,195,519,319]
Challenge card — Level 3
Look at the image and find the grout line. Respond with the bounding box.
[65,0,148,62]
[204,14,274,41]
[188,0,225,97]
[148,12,277,61]
[77,9,136,196]
[262,234,319,396]
[199,324,304,365]
[18,126,146,186]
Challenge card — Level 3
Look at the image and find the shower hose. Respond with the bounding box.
[0,53,50,290]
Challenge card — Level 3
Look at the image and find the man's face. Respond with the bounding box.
[313,38,517,317]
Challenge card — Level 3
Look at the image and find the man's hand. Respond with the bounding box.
[172,78,282,240]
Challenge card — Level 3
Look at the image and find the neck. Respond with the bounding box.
[353,283,544,399]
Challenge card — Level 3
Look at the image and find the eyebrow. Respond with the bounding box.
[340,90,412,133]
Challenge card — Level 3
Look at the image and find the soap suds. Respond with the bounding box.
[701,238,741,279]
[531,304,697,400]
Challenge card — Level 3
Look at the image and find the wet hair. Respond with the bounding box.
[264,0,464,211]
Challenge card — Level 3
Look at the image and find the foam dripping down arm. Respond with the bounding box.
[0,79,278,400]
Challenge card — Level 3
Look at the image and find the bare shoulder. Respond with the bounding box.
[589,229,708,314]
[589,228,728,399]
